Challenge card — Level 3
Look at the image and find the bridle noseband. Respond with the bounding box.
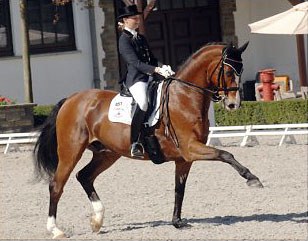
[166,49,243,102]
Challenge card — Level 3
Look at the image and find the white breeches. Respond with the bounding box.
[129,81,149,111]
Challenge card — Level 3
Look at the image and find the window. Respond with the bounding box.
[27,0,76,54]
[146,0,212,10]
[0,0,13,57]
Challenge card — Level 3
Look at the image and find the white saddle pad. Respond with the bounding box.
[108,82,163,126]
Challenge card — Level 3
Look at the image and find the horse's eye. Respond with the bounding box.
[226,70,234,77]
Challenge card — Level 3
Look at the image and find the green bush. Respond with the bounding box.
[33,99,307,127]
[214,99,308,126]
[33,105,54,127]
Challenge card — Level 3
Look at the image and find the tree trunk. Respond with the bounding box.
[20,0,33,103]
[136,0,145,35]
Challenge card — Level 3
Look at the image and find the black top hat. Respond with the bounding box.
[118,5,142,19]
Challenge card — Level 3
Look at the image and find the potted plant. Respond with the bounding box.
[0,95,36,133]
[0,96,15,106]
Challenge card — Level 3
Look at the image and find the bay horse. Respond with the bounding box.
[34,42,263,239]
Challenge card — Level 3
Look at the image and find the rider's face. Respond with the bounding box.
[123,15,140,30]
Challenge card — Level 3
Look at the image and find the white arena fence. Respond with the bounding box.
[207,123,308,147]
[0,123,307,154]
[0,132,39,154]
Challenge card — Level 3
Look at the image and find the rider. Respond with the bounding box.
[118,4,174,158]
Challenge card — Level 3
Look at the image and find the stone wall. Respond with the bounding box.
[100,0,120,91]
[0,104,36,133]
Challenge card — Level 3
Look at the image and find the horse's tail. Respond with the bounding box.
[33,98,67,181]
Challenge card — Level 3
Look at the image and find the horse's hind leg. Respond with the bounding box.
[47,145,86,239]
[76,150,120,232]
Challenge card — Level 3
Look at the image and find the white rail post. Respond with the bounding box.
[279,127,296,146]
[240,125,251,147]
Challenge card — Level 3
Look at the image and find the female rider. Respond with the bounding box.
[118,4,174,158]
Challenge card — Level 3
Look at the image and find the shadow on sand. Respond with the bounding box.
[99,211,307,234]
[188,211,308,225]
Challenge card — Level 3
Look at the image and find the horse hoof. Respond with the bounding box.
[90,215,103,233]
[172,219,192,229]
[247,178,263,188]
[52,232,66,239]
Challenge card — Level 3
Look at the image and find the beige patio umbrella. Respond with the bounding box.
[249,2,308,34]
[248,1,308,87]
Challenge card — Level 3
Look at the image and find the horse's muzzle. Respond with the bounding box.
[222,96,241,111]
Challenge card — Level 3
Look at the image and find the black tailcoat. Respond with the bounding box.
[119,30,161,88]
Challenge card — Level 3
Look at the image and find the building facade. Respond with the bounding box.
[0,0,105,104]
[0,0,306,105]
[235,0,307,93]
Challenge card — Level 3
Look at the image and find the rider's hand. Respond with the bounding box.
[161,65,175,76]
[155,67,171,78]
[155,65,175,78]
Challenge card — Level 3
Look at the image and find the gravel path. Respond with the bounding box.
[0,137,307,240]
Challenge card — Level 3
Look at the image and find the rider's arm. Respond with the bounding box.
[119,35,156,75]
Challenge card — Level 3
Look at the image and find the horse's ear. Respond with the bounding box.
[238,41,249,53]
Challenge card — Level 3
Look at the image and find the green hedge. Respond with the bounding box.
[33,105,54,127]
[33,99,307,127]
[214,99,308,126]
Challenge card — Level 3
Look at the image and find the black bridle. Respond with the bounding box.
[165,51,243,102]
[159,52,243,147]
[159,45,245,148]
[159,53,243,147]
[208,49,243,101]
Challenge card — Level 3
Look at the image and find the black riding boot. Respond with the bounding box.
[130,106,146,158]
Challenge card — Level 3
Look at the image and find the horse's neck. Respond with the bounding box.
[176,46,222,88]
[168,46,222,114]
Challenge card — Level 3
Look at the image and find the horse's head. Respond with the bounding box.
[208,42,249,110]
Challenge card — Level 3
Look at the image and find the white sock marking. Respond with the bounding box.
[47,216,64,237]
[92,200,105,221]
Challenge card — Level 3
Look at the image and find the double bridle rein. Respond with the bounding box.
[166,50,243,102]
[160,50,243,147]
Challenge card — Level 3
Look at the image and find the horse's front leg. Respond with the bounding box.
[172,161,192,228]
[188,141,263,188]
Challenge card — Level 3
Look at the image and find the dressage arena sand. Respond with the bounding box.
[0,136,307,240]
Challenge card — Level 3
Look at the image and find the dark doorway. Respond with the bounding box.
[145,1,221,70]
[115,0,221,75]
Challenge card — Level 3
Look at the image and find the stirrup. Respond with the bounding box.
[130,142,145,158]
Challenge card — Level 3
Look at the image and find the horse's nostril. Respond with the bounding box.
[228,103,235,109]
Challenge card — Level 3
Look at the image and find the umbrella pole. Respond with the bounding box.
[288,0,308,87]
[296,35,307,87]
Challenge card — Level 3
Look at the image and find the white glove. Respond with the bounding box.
[155,65,175,78]
[162,65,175,76]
